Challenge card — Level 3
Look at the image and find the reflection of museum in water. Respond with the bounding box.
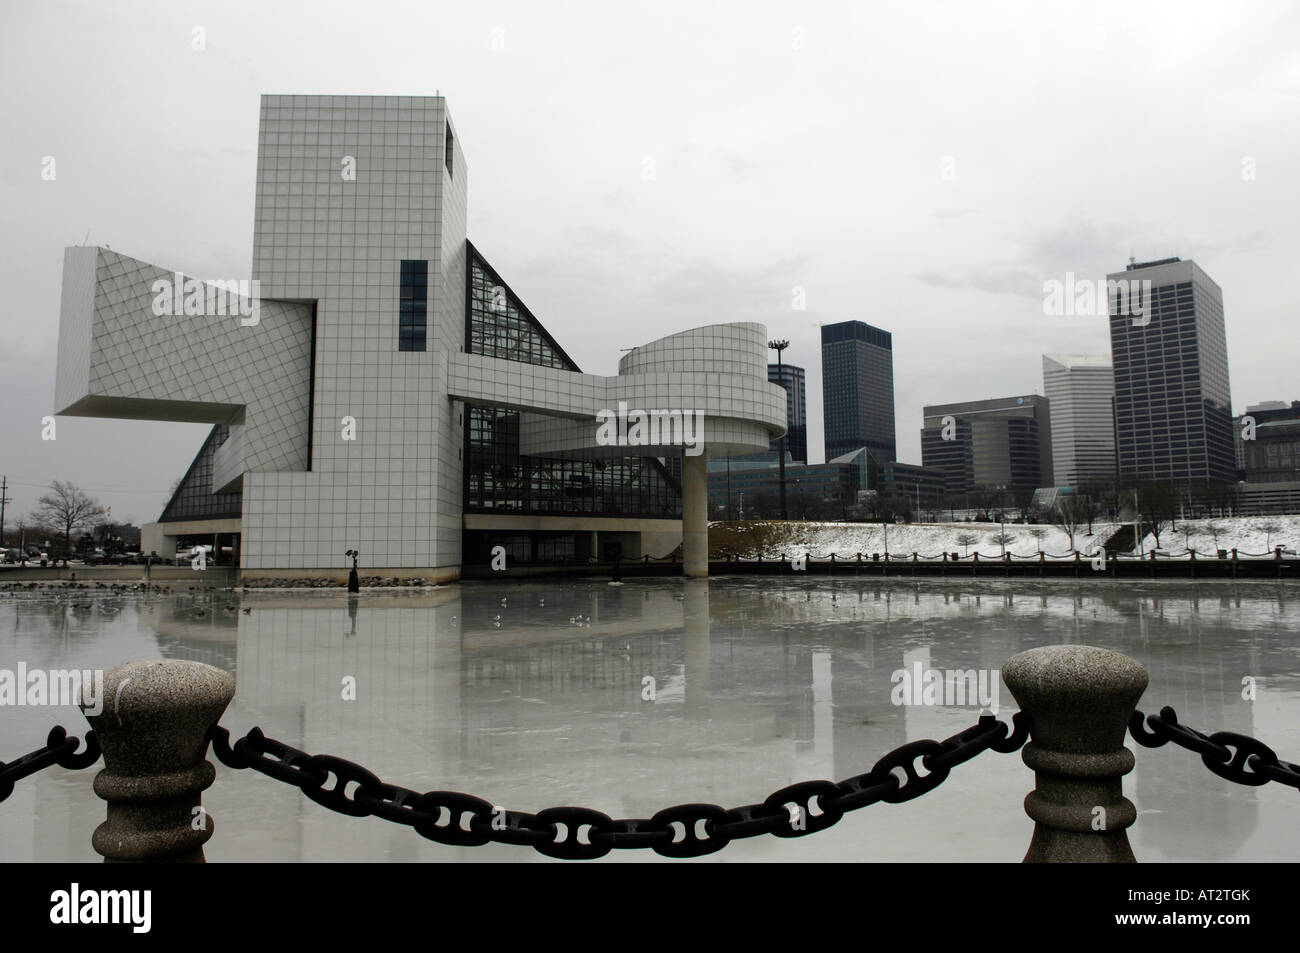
[4,580,1291,862]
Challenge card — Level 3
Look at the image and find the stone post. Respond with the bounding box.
[80,660,235,862]
[1002,645,1147,863]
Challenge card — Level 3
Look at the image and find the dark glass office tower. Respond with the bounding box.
[1108,258,1235,483]
[821,320,896,464]
[768,363,807,463]
[921,396,1053,494]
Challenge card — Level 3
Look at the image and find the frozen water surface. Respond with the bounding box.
[1,576,1296,863]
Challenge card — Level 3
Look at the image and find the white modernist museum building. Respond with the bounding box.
[55,95,785,580]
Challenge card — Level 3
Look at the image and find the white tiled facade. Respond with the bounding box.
[1042,354,1116,487]
[55,247,314,474]
[242,95,469,570]
[449,323,786,459]
[54,95,785,576]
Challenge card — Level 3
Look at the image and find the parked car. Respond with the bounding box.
[176,545,212,566]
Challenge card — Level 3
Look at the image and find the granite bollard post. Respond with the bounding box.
[80,660,235,862]
[1002,645,1148,862]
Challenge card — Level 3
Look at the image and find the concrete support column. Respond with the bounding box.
[682,452,708,578]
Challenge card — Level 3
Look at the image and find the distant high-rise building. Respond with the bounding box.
[1235,401,1300,484]
[769,363,807,464]
[921,395,1053,494]
[1108,258,1235,483]
[821,320,896,464]
[1041,355,1116,486]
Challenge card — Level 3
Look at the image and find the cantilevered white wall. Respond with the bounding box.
[55,247,314,473]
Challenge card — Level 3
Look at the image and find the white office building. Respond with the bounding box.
[1041,354,1116,486]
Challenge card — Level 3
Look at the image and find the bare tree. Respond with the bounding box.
[942,490,968,522]
[1078,480,1117,531]
[955,532,979,557]
[1204,522,1226,552]
[1258,521,1283,553]
[15,514,51,557]
[1027,526,1049,553]
[36,481,106,559]
[1079,493,1102,535]
[1137,482,1179,548]
[1200,480,1240,518]
[877,491,911,524]
[1054,493,1094,550]
[1001,486,1033,522]
[970,485,1006,521]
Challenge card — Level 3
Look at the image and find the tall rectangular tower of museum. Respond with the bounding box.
[244,95,469,574]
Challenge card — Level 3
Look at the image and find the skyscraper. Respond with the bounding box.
[821,320,896,464]
[1108,258,1234,483]
[768,362,807,464]
[1236,401,1300,483]
[921,396,1053,494]
[1042,354,1115,486]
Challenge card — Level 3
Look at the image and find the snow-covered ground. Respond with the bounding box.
[711,515,1300,560]
[1137,515,1300,558]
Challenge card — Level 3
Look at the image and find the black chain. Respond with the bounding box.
[206,711,1029,859]
[1129,706,1300,791]
[0,727,101,803]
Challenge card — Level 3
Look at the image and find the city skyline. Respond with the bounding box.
[5,0,1300,891]
[3,2,1297,524]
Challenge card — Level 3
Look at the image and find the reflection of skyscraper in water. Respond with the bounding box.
[829,586,929,784]
[1126,595,1259,861]
[793,652,834,782]
[6,578,1288,861]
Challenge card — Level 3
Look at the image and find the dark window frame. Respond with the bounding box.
[398,259,428,352]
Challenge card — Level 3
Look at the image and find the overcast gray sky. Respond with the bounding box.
[2,0,1297,528]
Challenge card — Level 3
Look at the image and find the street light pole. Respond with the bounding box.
[0,475,10,549]
[768,339,790,521]
[726,454,732,521]
[1133,489,1141,557]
